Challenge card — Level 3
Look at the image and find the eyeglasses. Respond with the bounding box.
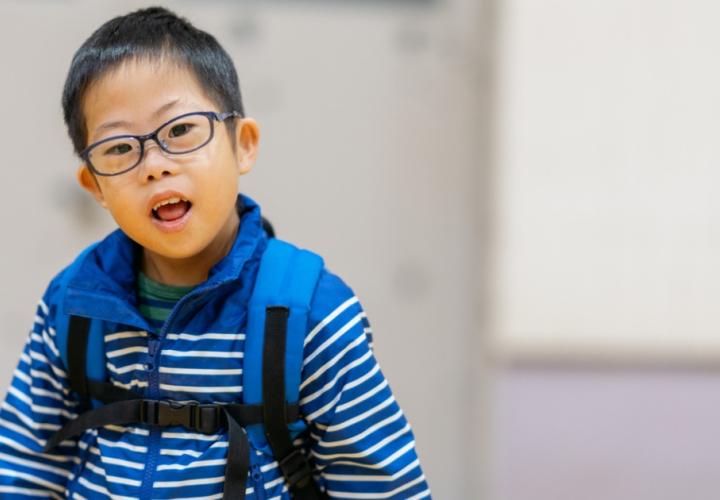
[80,110,241,176]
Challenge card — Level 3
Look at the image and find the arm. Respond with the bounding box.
[0,291,80,498]
[300,270,431,499]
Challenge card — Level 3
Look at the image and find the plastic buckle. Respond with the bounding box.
[139,400,160,425]
[139,400,221,433]
[279,449,314,488]
[195,404,223,434]
[152,400,190,427]
[139,400,193,428]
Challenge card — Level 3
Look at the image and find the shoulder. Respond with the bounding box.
[256,238,371,346]
[310,268,362,323]
[305,266,370,352]
[264,239,366,330]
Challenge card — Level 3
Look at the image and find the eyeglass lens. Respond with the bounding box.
[87,113,214,175]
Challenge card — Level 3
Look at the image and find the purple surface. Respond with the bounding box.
[491,367,720,500]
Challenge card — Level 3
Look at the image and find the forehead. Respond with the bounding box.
[82,58,215,140]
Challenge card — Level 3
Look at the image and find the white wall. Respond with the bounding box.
[493,0,720,362]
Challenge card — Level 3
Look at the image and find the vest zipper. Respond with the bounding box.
[138,286,221,499]
[146,337,160,370]
[251,464,265,499]
[139,326,160,499]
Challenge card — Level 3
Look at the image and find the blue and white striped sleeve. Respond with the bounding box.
[300,269,431,499]
[0,290,80,498]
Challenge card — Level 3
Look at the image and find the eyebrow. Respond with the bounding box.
[93,98,182,135]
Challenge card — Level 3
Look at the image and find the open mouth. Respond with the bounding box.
[151,197,192,222]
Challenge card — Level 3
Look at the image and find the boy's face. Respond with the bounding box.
[76,59,258,262]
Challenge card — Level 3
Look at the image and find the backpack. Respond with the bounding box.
[43,234,327,500]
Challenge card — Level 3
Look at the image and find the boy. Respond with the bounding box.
[0,6,430,500]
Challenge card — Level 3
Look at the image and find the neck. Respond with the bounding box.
[140,209,240,287]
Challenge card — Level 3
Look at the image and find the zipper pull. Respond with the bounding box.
[148,338,160,357]
[146,338,161,370]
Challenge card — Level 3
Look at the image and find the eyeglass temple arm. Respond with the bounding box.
[216,111,242,121]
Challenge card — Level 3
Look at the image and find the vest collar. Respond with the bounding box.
[63,193,266,326]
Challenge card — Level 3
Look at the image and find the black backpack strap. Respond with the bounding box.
[67,315,91,408]
[263,306,326,499]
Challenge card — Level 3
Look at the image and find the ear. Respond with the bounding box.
[234,117,260,176]
[76,164,107,208]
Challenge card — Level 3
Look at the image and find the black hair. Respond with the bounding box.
[61,6,244,156]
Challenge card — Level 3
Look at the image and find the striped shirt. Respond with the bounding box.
[0,193,431,499]
[136,271,195,330]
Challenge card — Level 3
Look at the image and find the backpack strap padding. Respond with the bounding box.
[55,243,108,407]
[244,238,324,440]
[62,315,108,409]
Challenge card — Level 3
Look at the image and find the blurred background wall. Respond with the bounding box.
[2,1,719,499]
[490,2,720,500]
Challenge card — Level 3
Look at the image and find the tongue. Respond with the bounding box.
[156,201,190,222]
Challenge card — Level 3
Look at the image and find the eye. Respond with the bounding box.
[168,122,194,138]
[103,143,134,156]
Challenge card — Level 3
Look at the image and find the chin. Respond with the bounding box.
[130,232,199,259]
[149,243,203,260]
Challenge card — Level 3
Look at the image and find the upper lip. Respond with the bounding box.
[147,190,192,215]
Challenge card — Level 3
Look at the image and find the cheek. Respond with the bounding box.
[102,187,144,220]
[195,158,239,192]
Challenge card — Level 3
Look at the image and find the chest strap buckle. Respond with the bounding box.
[140,400,225,434]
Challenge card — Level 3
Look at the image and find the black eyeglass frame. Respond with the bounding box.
[80,110,241,177]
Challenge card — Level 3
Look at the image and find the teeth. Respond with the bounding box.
[152,197,188,212]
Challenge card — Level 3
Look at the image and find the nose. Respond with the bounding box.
[138,140,180,182]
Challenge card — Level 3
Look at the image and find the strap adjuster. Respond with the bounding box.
[140,400,223,434]
[278,449,314,488]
